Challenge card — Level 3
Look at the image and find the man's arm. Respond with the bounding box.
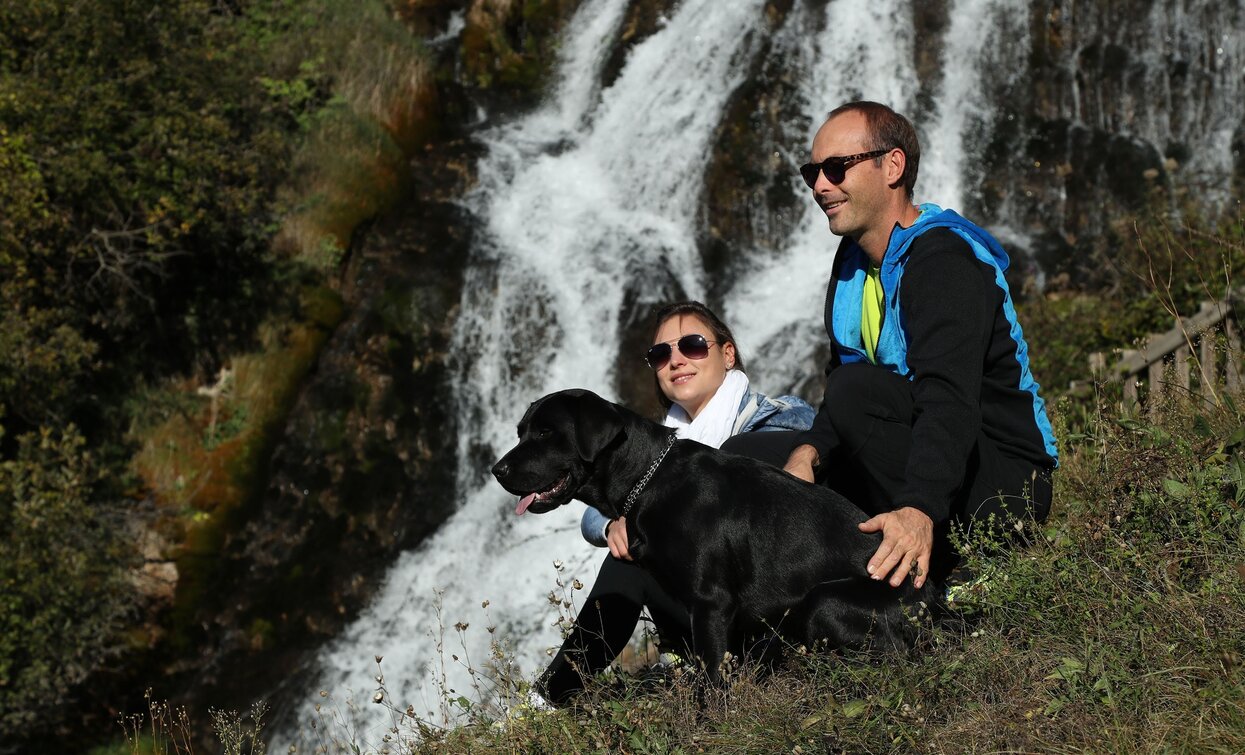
[866,234,996,588]
[893,238,992,523]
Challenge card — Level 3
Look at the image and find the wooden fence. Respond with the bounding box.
[1082,295,1245,413]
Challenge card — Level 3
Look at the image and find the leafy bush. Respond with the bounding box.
[0,426,134,736]
[0,0,302,441]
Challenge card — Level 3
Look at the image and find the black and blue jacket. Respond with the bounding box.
[799,204,1058,523]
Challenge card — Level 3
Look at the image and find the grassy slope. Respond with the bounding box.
[391,388,1244,755]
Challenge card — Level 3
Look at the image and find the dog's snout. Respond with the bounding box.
[491,460,509,480]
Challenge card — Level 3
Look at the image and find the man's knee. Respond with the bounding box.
[822,363,912,437]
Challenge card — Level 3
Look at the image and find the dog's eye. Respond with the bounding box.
[531,427,551,439]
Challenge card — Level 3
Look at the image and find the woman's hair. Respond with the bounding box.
[649,300,745,410]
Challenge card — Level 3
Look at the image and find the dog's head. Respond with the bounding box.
[491,389,625,515]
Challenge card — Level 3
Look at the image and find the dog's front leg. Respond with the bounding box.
[690,600,739,684]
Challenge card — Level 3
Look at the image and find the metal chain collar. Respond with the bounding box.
[621,432,676,517]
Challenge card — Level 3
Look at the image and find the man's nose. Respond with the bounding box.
[813,168,834,193]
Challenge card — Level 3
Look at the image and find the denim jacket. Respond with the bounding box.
[579,388,814,546]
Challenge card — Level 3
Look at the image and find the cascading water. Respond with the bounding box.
[276,0,1242,746]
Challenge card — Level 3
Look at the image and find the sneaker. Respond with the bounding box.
[493,689,555,730]
[944,566,992,608]
[655,651,685,669]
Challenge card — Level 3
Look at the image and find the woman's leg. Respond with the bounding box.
[538,554,690,704]
[720,430,802,468]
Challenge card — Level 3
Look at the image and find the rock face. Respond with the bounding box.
[179,140,479,711]
[968,0,1244,281]
[164,0,588,723]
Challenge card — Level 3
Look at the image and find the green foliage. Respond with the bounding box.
[1019,211,1245,395]
[0,0,302,441]
[0,426,134,736]
[0,0,427,743]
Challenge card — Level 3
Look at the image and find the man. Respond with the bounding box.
[781,101,1058,590]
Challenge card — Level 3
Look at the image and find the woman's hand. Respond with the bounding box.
[606,518,632,561]
[783,444,820,483]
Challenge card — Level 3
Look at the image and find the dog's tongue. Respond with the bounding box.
[516,492,537,516]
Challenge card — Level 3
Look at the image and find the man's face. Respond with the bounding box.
[808,111,890,240]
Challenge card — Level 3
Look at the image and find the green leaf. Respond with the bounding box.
[1163,478,1192,499]
[841,699,868,718]
[1224,424,1245,450]
[1046,656,1085,683]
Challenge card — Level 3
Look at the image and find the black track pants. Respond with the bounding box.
[538,554,691,704]
[722,363,1052,578]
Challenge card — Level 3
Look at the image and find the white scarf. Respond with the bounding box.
[662,369,751,449]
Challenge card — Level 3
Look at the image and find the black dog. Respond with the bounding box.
[491,389,932,679]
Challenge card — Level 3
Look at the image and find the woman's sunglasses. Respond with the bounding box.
[799,149,891,188]
[645,334,718,371]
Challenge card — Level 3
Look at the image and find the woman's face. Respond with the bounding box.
[652,314,736,419]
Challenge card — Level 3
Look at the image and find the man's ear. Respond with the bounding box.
[884,148,907,191]
[571,392,625,462]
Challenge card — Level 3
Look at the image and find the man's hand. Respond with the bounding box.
[606,518,631,561]
[784,444,820,483]
[859,506,933,588]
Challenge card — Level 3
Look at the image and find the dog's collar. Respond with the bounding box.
[621,432,676,517]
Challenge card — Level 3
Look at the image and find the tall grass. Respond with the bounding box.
[270,1,437,269]
[114,370,1245,754]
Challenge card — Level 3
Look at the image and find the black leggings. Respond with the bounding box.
[538,554,692,704]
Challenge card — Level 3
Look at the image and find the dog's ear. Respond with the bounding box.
[571,391,625,462]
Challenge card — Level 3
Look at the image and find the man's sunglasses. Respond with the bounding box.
[799,149,891,188]
[645,334,718,371]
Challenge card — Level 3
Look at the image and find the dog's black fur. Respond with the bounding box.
[492,389,933,679]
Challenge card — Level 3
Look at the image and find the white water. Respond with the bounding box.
[276,0,1243,747]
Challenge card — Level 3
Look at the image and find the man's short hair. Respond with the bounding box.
[826,101,920,199]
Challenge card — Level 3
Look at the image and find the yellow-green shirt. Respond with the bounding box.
[861,265,884,364]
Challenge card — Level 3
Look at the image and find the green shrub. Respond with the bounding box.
[0,425,134,737]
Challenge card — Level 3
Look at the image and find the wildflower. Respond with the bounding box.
[481,599,490,608]
[373,691,384,704]
[572,579,583,590]
[375,655,383,664]
[554,559,564,570]
[454,621,469,631]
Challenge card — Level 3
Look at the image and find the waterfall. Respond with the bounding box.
[284,0,771,743]
[275,0,1243,746]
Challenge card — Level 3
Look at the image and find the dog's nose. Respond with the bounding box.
[491,460,509,479]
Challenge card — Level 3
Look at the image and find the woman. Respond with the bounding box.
[538,300,813,705]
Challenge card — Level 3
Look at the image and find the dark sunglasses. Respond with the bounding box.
[799,149,891,188]
[645,334,717,370]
